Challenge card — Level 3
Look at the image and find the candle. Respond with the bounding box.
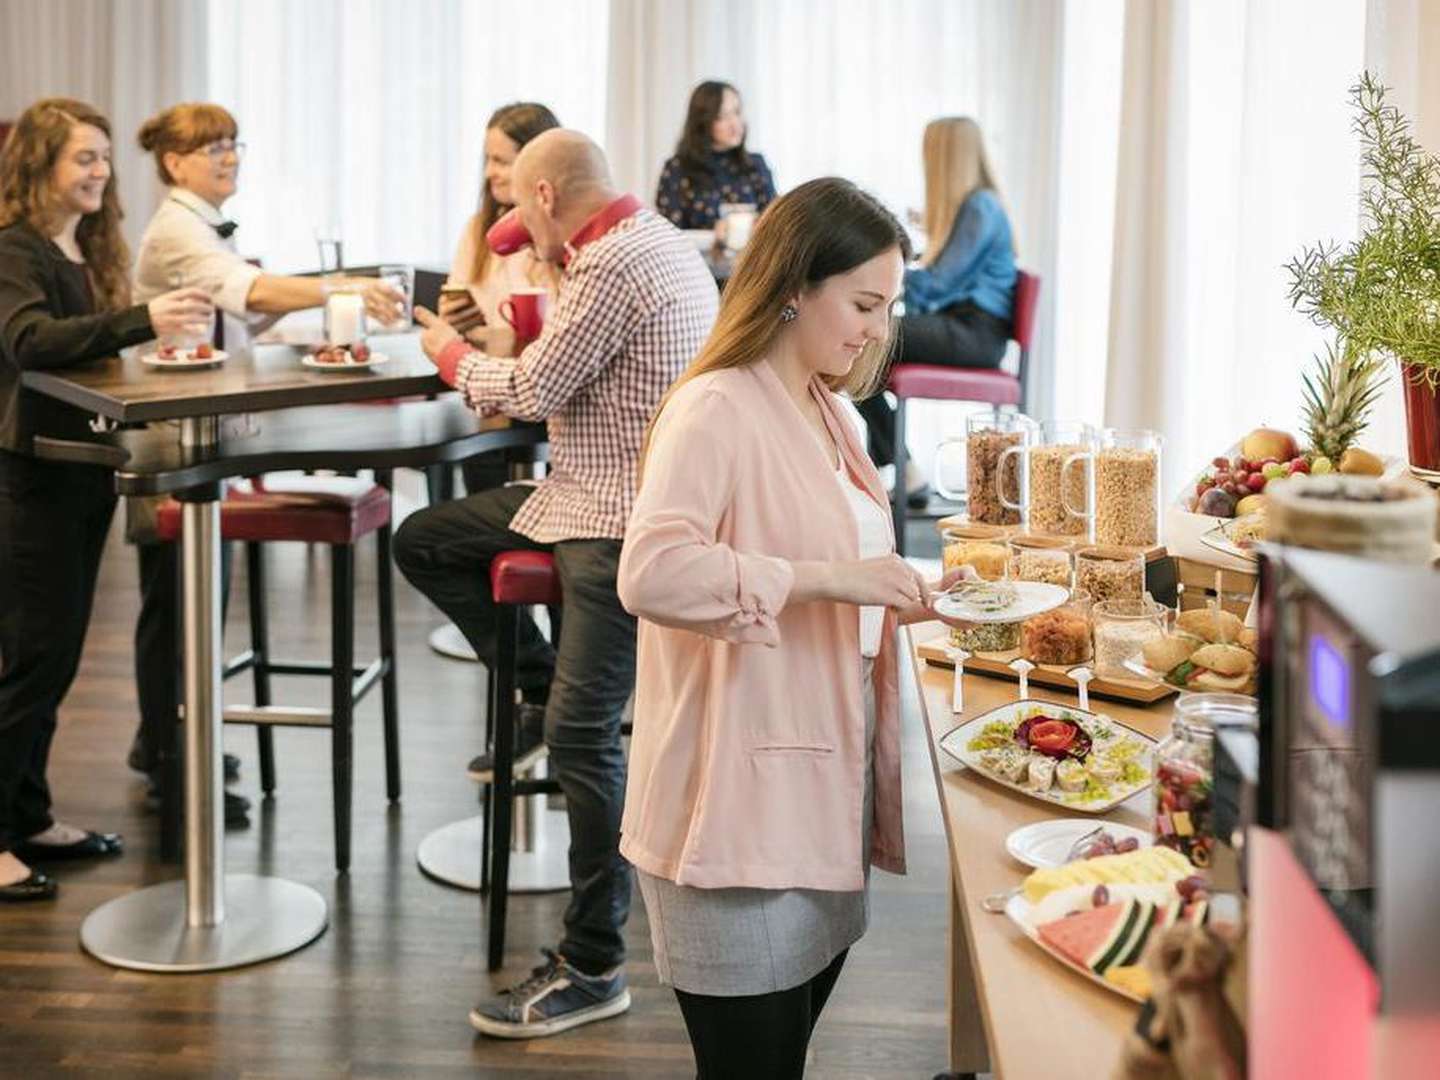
[325,292,366,346]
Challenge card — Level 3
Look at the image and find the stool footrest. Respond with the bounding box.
[225,705,332,727]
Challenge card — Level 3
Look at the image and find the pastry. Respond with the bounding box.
[1176,608,1245,644]
[1143,634,1200,672]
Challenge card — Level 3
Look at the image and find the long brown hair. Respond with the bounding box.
[674,80,752,177]
[0,98,131,311]
[467,102,560,283]
[920,117,1012,266]
[646,178,911,464]
[137,102,239,185]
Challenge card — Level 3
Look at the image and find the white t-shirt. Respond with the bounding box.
[835,463,891,658]
[133,186,279,353]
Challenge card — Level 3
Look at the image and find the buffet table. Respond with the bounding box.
[909,621,1174,1078]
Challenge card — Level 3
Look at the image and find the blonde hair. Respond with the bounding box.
[920,117,1010,266]
[137,103,238,185]
[644,178,911,468]
[0,98,132,311]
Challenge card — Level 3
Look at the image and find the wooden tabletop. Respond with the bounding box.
[20,327,518,424]
[908,620,1175,1079]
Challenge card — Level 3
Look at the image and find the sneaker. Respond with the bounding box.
[469,949,630,1039]
[467,703,547,782]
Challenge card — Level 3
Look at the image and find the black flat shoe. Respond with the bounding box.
[906,483,932,510]
[130,740,241,782]
[143,785,251,829]
[13,831,123,863]
[0,870,57,902]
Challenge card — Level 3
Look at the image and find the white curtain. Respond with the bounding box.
[205,0,609,274]
[1099,0,1369,495]
[0,0,209,252]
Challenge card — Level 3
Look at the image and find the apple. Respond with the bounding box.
[1241,428,1300,464]
[1236,493,1267,516]
[1198,488,1237,517]
[1287,456,1310,475]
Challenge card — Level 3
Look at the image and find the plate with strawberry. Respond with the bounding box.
[302,341,388,371]
[142,342,227,368]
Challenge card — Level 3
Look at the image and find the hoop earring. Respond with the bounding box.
[779,304,798,323]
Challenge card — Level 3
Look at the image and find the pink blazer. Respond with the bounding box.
[617,362,906,891]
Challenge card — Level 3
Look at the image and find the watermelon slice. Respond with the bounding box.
[1038,901,1137,973]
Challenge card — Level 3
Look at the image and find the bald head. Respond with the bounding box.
[514,128,613,207]
[509,129,619,264]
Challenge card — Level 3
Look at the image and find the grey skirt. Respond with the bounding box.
[635,657,876,996]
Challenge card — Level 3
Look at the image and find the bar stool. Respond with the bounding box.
[887,268,1041,554]
[155,472,400,872]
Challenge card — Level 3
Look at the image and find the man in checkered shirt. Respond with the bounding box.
[398,129,718,1039]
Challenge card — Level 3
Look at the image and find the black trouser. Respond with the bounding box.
[393,483,636,972]
[0,452,116,856]
[131,538,235,781]
[857,300,1011,468]
[674,950,849,1079]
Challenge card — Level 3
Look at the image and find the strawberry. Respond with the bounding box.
[351,342,370,362]
[194,342,214,359]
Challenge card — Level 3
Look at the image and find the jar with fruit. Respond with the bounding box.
[1152,692,1256,868]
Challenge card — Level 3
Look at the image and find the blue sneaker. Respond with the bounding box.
[469,948,631,1039]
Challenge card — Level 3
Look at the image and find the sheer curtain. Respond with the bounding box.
[205,0,609,273]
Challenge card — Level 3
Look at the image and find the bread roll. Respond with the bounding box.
[1143,634,1199,673]
[1190,643,1256,677]
[1176,607,1245,644]
[1190,669,1255,693]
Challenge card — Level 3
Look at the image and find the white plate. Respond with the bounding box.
[1004,893,1147,1003]
[1199,522,1258,564]
[932,581,1068,625]
[141,348,228,369]
[938,700,1155,814]
[302,351,390,372]
[1005,819,1152,869]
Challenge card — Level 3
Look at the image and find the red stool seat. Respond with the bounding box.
[490,551,560,606]
[887,364,1022,405]
[155,476,391,545]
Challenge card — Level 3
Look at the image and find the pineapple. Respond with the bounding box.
[1301,339,1385,462]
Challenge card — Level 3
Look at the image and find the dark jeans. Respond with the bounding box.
[131,539,234,776]
[674,949,849,1079]
[857,301,1011,468]
[393,483,636,972]
[0,452,116,855]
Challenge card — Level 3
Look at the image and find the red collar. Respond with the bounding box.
[563,194,643,265]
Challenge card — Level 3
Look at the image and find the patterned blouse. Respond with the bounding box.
[655,149,777,230]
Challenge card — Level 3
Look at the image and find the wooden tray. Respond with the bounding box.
[917,635,1177,704]
[935,514,1169,563]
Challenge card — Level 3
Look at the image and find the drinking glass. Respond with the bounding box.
[374,264,413,333]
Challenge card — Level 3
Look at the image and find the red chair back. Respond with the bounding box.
[1011,269,1040,351]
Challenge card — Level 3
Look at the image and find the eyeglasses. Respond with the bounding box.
[191,141,246,161]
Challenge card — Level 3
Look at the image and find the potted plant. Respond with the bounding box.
[1285,72,1440,476]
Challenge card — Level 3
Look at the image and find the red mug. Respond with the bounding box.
[499,287,548,341]
[485,208,533,255]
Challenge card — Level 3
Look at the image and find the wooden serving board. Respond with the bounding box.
[917,635,1177,704]
[935,514,1169,563]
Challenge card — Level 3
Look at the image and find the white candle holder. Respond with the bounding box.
[945,645,971,714]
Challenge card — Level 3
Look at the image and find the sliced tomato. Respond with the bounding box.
[1027,718,1077,754]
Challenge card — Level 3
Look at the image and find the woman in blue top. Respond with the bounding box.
[655,81,776,236]
[857,117,1017,476]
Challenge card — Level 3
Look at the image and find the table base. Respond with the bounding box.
[80,874,328,973]
[416,813,570,893]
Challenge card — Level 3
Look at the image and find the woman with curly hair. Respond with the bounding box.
[0,98,211,902]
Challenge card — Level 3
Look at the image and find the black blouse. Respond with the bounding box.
[655,149,777,231]
[0,221,153,455]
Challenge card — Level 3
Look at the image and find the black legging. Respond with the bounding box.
[673,949,848,1079]
[857,301,1010,468]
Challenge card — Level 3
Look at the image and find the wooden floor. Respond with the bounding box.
[0,487,955,1079]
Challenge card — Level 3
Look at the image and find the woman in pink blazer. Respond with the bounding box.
[618,177,968,1078]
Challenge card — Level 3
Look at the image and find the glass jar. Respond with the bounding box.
[949,619,1022,654]
[1021,590,1093,666]
[934,410,1034,526]
[1008,535,1072,587]
[943,525,1011,581]
[1153,693,1257,868]
[1075,545,1145,603]
[1094,428,1163,548]
[1027,420,1096,539]
[1092,596,1166,678]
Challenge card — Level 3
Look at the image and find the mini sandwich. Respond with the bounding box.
[1189,643,1255,677]
[1167,641,1258,693]
[1175,607,1245,645]
[1056,759,1088,792]
[1143,634,1200,673]
[1026,755,1057,792]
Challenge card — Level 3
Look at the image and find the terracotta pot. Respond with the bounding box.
[1401,362,1440,473]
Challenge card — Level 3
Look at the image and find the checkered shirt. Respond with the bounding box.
[452,209,718,543]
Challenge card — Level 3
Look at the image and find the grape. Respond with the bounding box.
[1175,875,1206,900]
[1114,836,1140,853]
[1092,884,1110,907]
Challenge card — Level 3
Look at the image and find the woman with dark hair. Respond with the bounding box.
[654,80,776,234]
[617,178,970,1076]
[0,98,213,901]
